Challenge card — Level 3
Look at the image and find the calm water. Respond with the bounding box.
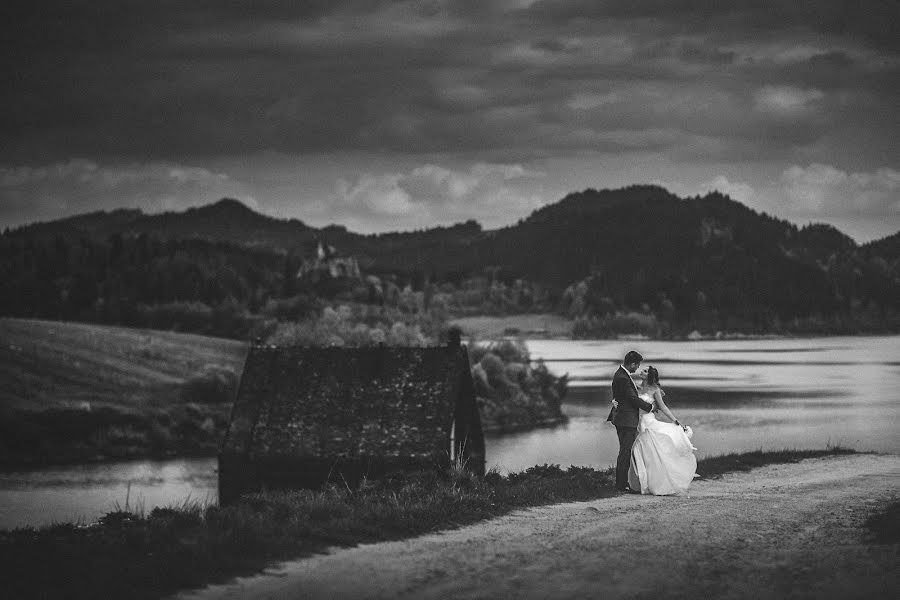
[2,336,898,529]
[487,336,900,472]
[0,459,217,530]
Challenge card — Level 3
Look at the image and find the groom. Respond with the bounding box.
[606,350,654,492]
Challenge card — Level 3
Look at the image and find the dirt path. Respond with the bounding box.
[176,454,899,600]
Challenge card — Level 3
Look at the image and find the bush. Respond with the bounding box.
[478,352,509,389]
[468,339,568,430]
[572,311,660,338]
[147,421,174,451]
[260,294,319,321]
[180,365,239,404]
[133,300,266,339]
[488,339,530,363]
[266,304,438,347]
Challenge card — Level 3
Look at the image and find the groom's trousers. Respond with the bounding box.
[615,426,637,490]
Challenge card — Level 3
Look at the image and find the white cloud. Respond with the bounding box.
[731,42,827,65]
[697,175,756,205]
[330,162,545,232]
[0,159,253,226]
[780,163,900,215]
[753,85,824,116]
[336,174,414,216]
[567,91,622,111]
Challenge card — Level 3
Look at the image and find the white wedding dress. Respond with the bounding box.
[628,392,698,495]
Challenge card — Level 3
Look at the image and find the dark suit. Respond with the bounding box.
[607,366,654,490]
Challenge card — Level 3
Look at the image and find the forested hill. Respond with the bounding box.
[863,230,900,261]
[2,185,898,336]
[481,187,899,327]
[7,199,315,251]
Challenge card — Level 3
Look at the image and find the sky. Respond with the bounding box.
[2,0,898,242]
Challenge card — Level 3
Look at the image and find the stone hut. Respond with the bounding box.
[218,336,485,504]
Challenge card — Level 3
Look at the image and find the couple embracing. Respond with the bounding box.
[607,350,698,495]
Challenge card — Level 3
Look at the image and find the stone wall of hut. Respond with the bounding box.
[219,344,483,503]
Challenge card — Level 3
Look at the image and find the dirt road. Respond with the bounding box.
[176,454,899,599]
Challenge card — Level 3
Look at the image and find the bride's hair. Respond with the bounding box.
[646,366,660,387]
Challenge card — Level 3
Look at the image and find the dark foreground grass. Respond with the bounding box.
[865,500,900,544]
[0,447,855,600]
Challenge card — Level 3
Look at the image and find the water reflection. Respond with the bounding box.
[487,336,900,473]
[1,336,897,530]
[0,459,217,530]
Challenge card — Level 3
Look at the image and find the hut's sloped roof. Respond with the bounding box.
[222,346,466,462]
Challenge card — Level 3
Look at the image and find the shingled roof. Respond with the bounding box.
[219,339,485,503]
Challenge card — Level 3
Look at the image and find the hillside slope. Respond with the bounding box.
[0,318,248,411]
[479,186,898,329]
[0,318,249,466]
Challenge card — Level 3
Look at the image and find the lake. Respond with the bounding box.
[487,335,900,472]
[2,335,897,530]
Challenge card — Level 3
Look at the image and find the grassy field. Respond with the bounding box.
[0,316,572,466]
[0,318,249,466]
[451,313,574,339]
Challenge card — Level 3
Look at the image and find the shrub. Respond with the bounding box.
[468,339,568,429]
[147,421,174,451]
[265,304,437,347]
[572,311,660,338]
[478,352,509,389]
[180,365,239,404]
[260,294,319,321]
[488,339,530,364]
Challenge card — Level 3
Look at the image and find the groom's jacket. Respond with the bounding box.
[606,366,654,428]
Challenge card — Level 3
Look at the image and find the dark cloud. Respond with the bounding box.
[0,158,256,226]
[525,0,900,50]
[0,1,897,241]
[2,0,897,163]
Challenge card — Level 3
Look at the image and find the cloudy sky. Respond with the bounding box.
[2,0,898,241]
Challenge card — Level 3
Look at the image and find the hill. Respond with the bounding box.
[6,199,314,251]
[1,186,898,337]
[0,318,249,466]
[0,318,568,466]
[479,186,899,334]
[863,230,900,276]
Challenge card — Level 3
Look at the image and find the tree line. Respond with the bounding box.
[2,185,897,338]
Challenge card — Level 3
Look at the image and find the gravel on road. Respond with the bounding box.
[175,454,900,600]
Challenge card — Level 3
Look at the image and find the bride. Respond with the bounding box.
[628,366,698,495]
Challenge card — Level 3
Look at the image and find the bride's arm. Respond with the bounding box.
[653,390,682,425]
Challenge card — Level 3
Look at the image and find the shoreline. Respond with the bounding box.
[0,317,567,472]
[0,448,218,474]
[174,452,899,600]
[450,313,900,341]
[0,447,863,600]
[482,415,569,435]
[0,415,572,472]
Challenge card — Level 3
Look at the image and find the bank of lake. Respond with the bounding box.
[0,448,858,600]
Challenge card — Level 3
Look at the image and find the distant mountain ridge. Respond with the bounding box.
[10,186,895,250]
[9,198,314,251]
[3,185,898,335]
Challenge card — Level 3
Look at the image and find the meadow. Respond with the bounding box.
[0,318,248,466]
[450,313,574,339]
[0,316,568,466]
